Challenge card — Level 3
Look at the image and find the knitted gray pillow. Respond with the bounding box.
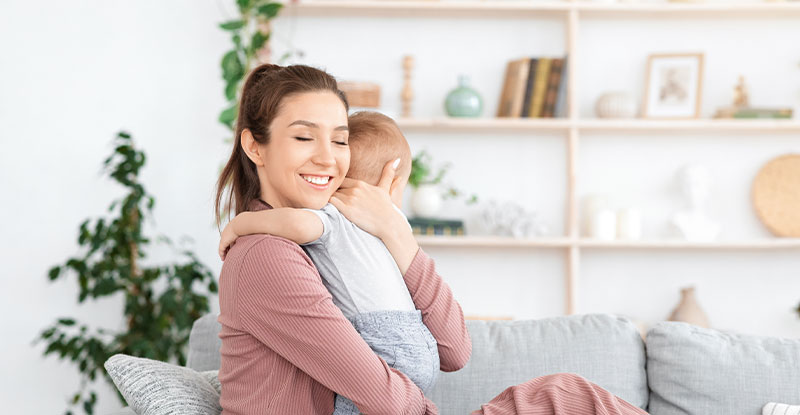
[104,354,221,415]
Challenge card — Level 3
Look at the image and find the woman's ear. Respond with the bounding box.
[240,129,264,166]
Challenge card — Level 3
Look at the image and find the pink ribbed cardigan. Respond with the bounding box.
[217,199,472,414]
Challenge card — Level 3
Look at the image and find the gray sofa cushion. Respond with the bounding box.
[104,354,221,415]
[186,314,222,371]
[428,314,648,415]
[647,322,800,415]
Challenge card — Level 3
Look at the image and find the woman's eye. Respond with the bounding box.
[334,140,348,146]
[294,137,313,142]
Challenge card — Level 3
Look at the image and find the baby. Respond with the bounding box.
[218,111,439,414]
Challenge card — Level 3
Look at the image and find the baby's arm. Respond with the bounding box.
[218,208,323,259]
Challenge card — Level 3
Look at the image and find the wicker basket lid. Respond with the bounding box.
[752,154,800,237]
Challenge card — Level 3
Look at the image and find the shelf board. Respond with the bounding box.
[286,1,571,18]
[287,1,800,18]
[579,238,800,249]
[415,235,573,248]
[577,118,800,133]
[577,1,800,18]
[415,235,800,249]
[396,117,572,132]
[396,117,800,133]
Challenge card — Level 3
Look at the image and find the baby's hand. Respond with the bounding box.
[218,222,239,261]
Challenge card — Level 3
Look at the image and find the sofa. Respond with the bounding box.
[107,313,800,415]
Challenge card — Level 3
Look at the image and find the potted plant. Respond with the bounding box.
[409,151,477,218]
[37,132,218,415]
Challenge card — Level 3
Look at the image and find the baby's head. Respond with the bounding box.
[347,111,411,207]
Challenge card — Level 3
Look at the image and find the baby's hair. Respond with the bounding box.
[347,111,412,186]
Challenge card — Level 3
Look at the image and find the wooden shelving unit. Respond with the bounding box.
[284,0,800,315]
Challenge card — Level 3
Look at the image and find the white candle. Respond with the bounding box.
[591,209,617,240]
[617,207,642,240]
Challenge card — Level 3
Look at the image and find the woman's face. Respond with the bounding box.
[255,91,350,210]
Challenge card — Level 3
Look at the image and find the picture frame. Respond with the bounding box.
[642,53,704,119]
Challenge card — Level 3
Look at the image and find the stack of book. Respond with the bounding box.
[409,217,465,236]
[497,56,569,118]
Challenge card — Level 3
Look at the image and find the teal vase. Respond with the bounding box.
[445,75,483,117]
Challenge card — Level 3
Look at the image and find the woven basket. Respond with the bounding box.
[751,154,800,237]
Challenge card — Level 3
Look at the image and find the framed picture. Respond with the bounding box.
[643,53,704,119]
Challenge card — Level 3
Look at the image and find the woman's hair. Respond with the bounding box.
[215,64,349,228]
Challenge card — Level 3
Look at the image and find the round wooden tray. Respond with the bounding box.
[752,154,800,237]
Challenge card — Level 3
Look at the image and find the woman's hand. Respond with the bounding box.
[218,221,239,261]
[330,159,419,274]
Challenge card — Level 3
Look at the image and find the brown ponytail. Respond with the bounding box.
[215,64,348,228]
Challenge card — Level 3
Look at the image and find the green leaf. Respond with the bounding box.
[236,0,251,12]
[58,318,76,326]
[224,81,238,101]
[219,104,238,129]
[48,266,61,281]
[221,50,244,83]
[251,31,269,53]
[257,2,283,18]
[219,20,245,31]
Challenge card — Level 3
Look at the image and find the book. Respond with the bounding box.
[554,56,569,118]
[541,58,564,118]
[409,217,465,236]
[496,58,531,117]
[732,107,793,119]
[528,58,552,118]
[520,58,538,118]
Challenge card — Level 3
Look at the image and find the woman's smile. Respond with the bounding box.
[300,174,333,189]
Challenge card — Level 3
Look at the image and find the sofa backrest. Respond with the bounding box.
[428,314,648,415]
[647,321,800,415]
[185,313,648,414]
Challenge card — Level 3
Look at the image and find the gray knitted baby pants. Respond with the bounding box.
[332,310,440,415]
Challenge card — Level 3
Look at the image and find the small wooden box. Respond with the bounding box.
[339,81,381,108]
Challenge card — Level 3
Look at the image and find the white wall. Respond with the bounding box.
[2,1,799,413]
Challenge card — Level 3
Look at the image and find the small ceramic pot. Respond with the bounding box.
[411,184,443,218]
[595,91,637,118]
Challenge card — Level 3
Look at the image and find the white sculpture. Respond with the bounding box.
[668,163,721,242]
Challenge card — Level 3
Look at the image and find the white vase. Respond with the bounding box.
[595,91,637,119]
[411,184,442,218]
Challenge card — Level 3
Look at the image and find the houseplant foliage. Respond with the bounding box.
[410,150,478,204]
[219,0,286,135]
[37,132,218,415]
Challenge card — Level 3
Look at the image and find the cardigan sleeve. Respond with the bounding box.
[236,236,438,415]
[403,249,473,372]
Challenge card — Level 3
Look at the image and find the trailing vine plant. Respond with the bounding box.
[36,132,218,415]
[219,0,289,137]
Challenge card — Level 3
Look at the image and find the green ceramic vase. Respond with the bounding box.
[445,75,483,117]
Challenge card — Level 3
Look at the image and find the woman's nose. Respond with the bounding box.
[311,139,335,167]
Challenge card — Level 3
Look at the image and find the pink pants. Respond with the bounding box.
[470,373,649,415]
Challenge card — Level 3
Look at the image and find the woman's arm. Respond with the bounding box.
[237,236,437,414]
[219,208,322,259]
[330,160,472,372]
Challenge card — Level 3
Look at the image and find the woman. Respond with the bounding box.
[214,63,646,415]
